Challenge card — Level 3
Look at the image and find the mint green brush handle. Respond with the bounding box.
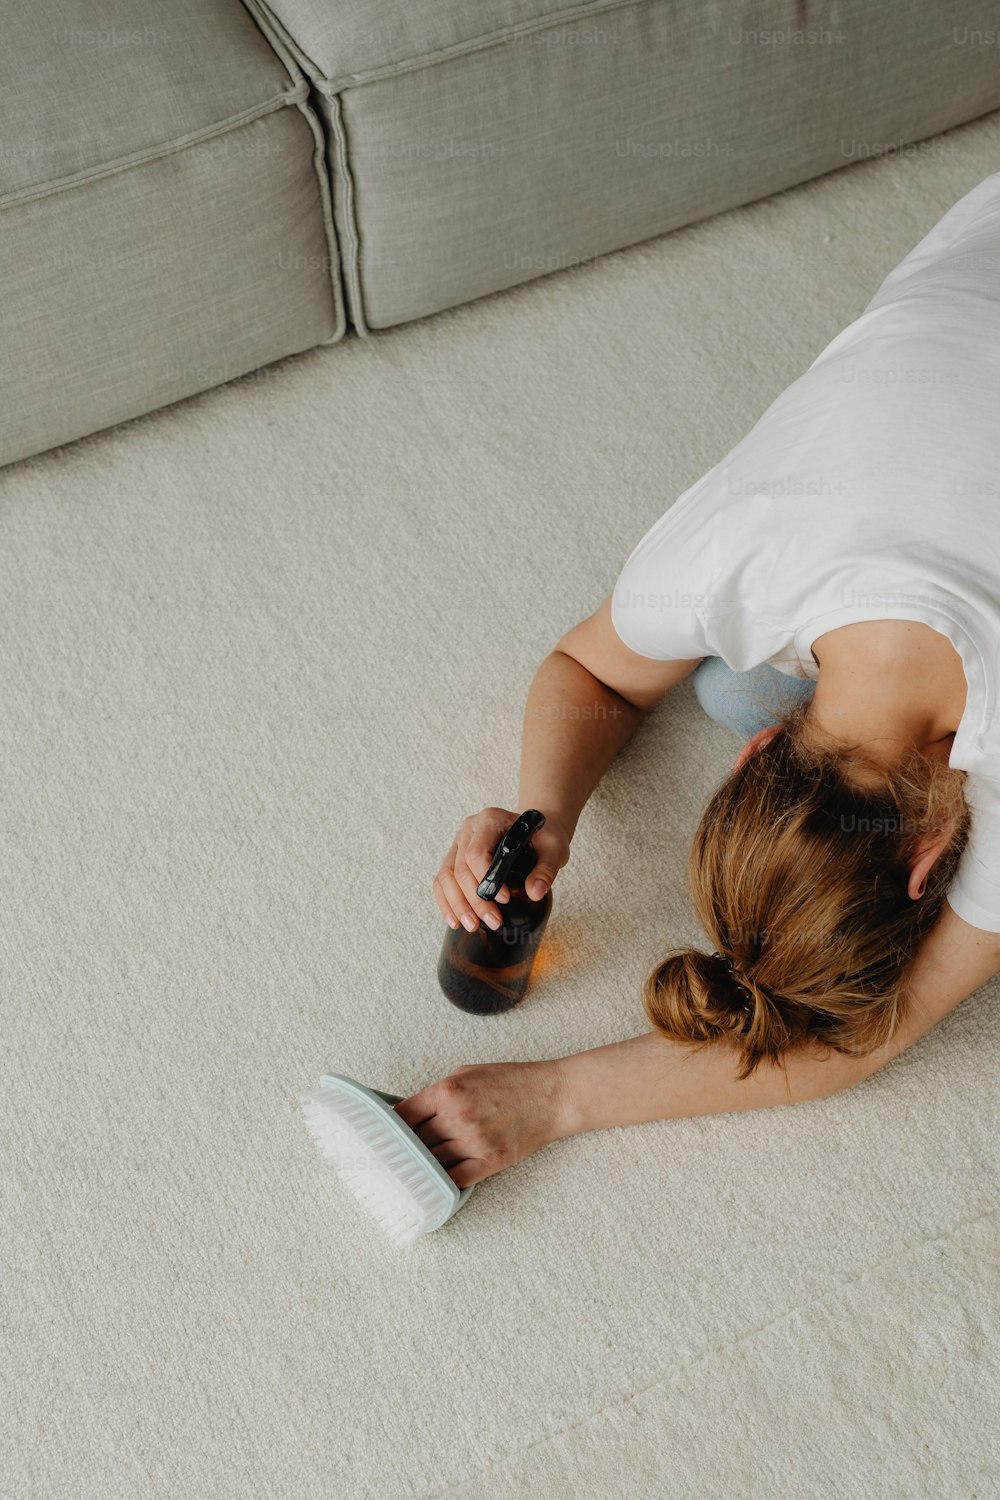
[350,1077,476,1216]
[302,1072,475,1245]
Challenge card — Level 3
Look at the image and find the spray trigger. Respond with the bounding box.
[476,810,546,900]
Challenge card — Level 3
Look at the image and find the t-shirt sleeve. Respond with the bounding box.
[609,499,715,662]
[945,773,1000,934]
[863,170,1000,316]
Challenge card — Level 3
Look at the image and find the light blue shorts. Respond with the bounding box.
[691,657,816,742]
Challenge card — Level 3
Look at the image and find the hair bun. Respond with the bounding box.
[643,947,791,1082]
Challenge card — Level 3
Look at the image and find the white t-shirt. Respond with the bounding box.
[611,173,1000,933]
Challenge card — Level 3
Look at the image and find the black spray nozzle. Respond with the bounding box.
[476,810,546,900]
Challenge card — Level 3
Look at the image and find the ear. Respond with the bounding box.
[733,723,782,774]
[907,816,957,900]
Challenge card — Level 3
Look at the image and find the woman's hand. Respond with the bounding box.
[433,806,571,933]
[392,1060,569,1188]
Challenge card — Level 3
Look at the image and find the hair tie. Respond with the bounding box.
[711,950,754,1015]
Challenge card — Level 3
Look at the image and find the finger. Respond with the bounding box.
[440,855,501,930]
[453,863,505,930]
[432,872,461,929]
[523,839,566,901]
[435,868,485,933]
[448,1157,489,1190]
[411,1120,452,1149]
[432,842,462,928]
[392,1094,438,1130]
[427,1141,463,1168]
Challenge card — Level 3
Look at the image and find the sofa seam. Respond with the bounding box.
[289,95,347,344]
[322,92,368,337]
[0,85,310,210]
[238,0,356,338]
[239,0,327,86]
[237,0,644,340]
[309,0,647,93]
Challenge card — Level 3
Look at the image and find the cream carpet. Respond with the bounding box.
[4,112,1000,1500]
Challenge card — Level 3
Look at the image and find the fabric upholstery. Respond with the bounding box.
[0,107,341,468]
[253,0,1000,330]
[1,0,294,200]
[0,0,344,467]
[245,0,635,83]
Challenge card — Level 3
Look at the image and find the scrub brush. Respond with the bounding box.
[300,1072,475,1247]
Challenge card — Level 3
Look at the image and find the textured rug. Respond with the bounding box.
[3,110,999,1500]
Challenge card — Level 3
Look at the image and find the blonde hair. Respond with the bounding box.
[643,700,970,1081]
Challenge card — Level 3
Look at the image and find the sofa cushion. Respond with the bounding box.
[0,0,344,465]
[2,0,296,199]
[248,0,1000,331]
[0,106,341,468]
[240,0,618,85]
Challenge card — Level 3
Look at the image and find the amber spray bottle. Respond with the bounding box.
[437,809,553,1014]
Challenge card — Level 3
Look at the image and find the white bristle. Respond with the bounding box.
[300,1087,449,1247]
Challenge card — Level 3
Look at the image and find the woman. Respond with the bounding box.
[407,173,1000,1189]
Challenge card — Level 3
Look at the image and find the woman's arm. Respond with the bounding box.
[518,595,703,840]
[394,904,1000,1188]
[556,901,1000,1132]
